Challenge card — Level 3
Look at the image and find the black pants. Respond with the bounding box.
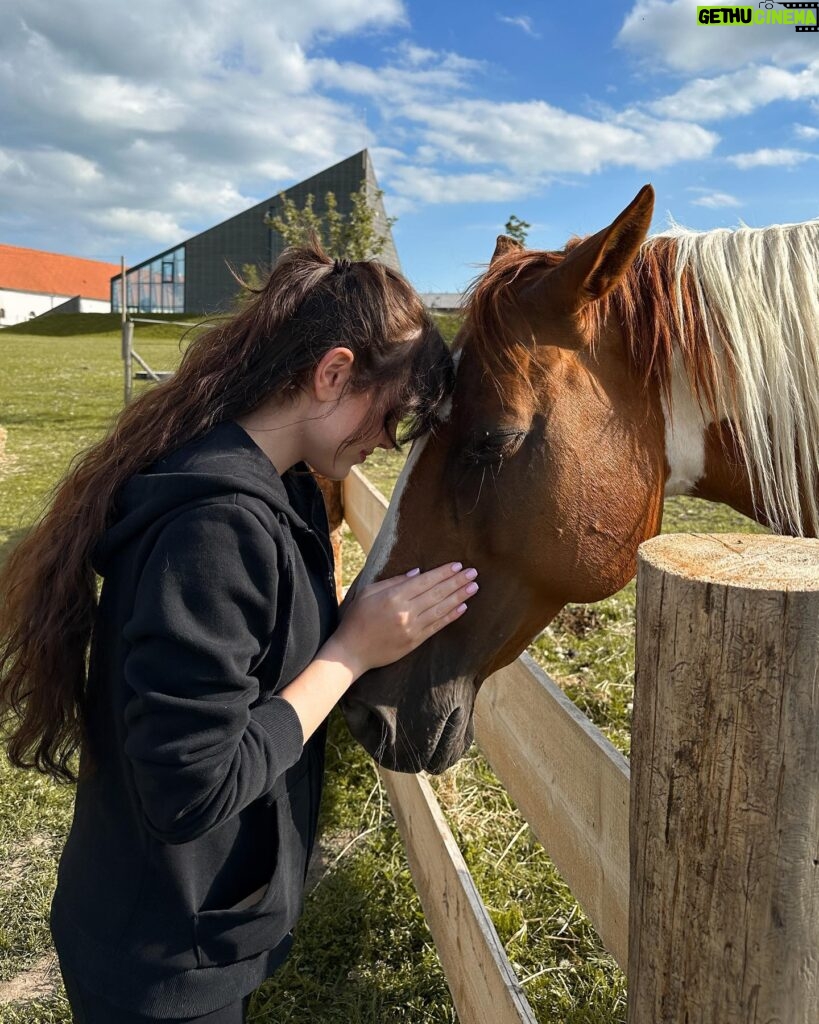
[59,958,253,1024]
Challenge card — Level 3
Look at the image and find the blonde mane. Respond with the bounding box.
[650,219,819,536]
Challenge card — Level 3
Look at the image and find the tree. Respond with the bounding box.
[266,183,396,261]
[235,261,264,303]
[504,214,530,246]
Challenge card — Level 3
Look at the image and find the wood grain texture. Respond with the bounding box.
[629,533,819,1024]
[342,466,386,551]
[381,769,538,1024]
[476,656,630,971]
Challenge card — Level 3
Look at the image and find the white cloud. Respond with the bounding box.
[618,0,819,74]
[398,99,718,178]
[0,0,767,261]
[649,61,819,122]
[727,147,818,168]
[795,123,819,140]
[388,166,532,204]
[497,14,540,38]
[687,188,742,208]
[89,207,186,245]
[0,0,408,257]
[313,47,483,107]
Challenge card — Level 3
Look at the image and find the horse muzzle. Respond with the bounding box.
[341,678,476,774]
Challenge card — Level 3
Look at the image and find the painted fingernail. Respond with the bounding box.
[465,582,479,595]
[406,567,421,577]
[451,562,463,572]
[464,568,478,580]
[457,603,468,613]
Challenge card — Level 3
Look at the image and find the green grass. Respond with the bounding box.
[0,323,761,1022]
[0,313,207,338]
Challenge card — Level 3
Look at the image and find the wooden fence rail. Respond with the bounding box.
[475,659,629,971]
[342,467,630,1019]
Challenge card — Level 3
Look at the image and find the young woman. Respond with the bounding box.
[0,242,478,1023]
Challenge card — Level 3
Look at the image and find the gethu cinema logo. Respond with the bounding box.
[697,3,819,28]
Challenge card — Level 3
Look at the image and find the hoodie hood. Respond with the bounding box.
[93,421,325,576]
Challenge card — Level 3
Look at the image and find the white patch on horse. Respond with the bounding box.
[359,351,460,585]
[661,346,711,496]
[358,433,429,586]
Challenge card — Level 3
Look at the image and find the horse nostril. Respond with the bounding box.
[426,706,468,774]
[342,697,369,734]
[342,698,392,749]
[438,706,464,749]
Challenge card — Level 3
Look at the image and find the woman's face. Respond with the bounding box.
[304,387,397,481]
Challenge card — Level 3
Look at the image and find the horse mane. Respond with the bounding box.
[462,218,819,535]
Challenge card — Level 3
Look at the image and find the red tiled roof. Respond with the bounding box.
[0,244,119,300]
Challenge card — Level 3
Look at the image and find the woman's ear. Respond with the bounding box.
[312,346,355,402]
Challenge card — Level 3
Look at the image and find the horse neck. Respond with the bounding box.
[636,225,819,539]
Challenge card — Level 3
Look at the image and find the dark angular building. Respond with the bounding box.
[111,150,399,315]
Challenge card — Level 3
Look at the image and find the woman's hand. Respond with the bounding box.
[333,562,479,678]
[279,563,478,744]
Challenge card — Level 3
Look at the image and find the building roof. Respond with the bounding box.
[0,244,119,300]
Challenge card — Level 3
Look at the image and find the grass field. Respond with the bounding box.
[0,318,763,1023]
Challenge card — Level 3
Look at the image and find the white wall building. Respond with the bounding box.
[0,244,118,326]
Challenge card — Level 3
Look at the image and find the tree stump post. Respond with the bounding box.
[629,534,819,1024]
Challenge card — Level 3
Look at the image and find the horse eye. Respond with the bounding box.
[464,429,526,465]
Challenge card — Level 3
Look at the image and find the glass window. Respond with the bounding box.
[150,258,161,312]
[139,267,151,312]
[127,273,139,312]
[118,245,186,315]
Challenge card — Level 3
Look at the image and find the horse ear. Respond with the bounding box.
[491,235,523,265]
[549,185,655,309]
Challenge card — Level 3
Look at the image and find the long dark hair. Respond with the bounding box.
[0,239,453,783]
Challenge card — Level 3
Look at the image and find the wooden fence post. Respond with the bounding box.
[629,534,819,1023]
[122,319,134,405]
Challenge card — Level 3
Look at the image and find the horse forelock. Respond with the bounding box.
[460,247,564,399]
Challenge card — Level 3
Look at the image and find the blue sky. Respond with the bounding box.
[1,0,818,292]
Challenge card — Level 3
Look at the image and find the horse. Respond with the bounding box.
[341,184,819,774]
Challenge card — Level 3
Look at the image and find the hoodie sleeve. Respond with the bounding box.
[121,502,304,845]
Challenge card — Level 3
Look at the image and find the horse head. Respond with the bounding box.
[342,185,670,773]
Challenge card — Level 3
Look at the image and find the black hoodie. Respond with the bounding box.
[49,420,338,1018]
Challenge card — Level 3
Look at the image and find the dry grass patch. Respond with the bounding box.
[0,954,61,1007]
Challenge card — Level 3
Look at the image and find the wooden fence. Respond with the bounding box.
[342,467,819,1024]
[121,316,194,403]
